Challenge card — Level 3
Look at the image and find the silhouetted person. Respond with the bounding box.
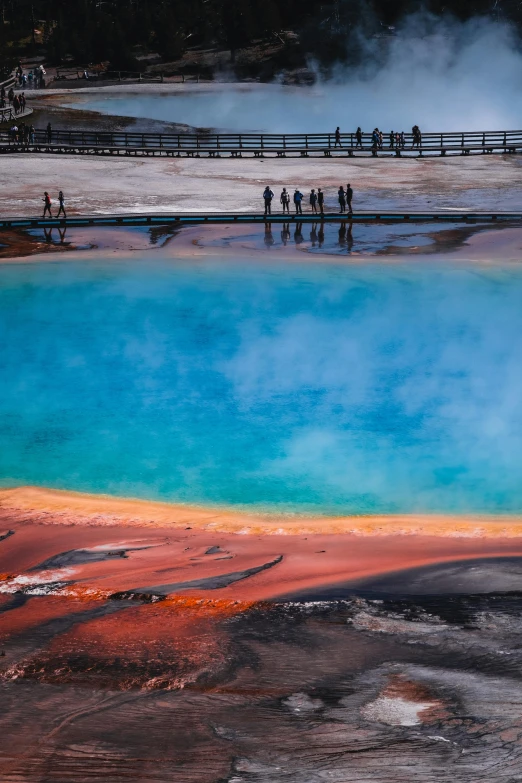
[309,189,318,214]
[42,191,52,218]
[57,190,66,218]
[346,183,353,214]
[294,189,303,215]
[334,126,341,147]
[46,122,52,143]
[263,185,274,216]
[389,131,394,149]
[338,186,346,214]
[280,187,290,214]
[317,188,324,215]
[356,127,363,149]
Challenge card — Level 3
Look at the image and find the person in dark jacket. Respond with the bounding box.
[263,186,274,215]
[338,186,346,214]
[317,188,325,215]
[280,187,290,214]
[346,183,353,214]
[309,189,318,214]
[294,189,303,215]
[334,126,341,147]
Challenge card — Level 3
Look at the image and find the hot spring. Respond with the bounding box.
[1,245,522,515]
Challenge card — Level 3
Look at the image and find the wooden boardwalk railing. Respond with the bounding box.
[1,128,522,158]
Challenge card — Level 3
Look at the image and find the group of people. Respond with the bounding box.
[9,121,36,143]
[15,63,45,89]
[333,125,423,150]
[1,86,28,114]
[263,185,354,216]
[42,191,67,219]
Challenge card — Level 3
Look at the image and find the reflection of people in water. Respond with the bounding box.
[43,226,67,245]
[346,221,353,251]
[294,222,303,245]
[338,222,354,251]
[281,222,290,246]
[310,222,318,246]
[264,222,274,248]
[318,222,325,247]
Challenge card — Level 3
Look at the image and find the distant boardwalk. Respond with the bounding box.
[1,212,521,230]
[1,128,522,158]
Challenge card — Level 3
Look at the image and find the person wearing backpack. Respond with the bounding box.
[280,187,290,215]
[42,191,52,218]
[293,189,303,215]
[309,189,318,214]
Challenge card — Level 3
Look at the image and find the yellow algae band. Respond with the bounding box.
[2,486,522,538]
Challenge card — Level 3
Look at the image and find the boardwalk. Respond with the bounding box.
[1,128,522,158]
[1,211,521,230]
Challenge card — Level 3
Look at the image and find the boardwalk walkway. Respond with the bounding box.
[1,129,522,158]
[1,212,521,230]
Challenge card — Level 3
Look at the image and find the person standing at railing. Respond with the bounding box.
[389,131,395,149]
[356,127,363,149]
[46,122,52,143]
[29,125,35,144]
[309,189,318,214]
[280,187,290,214]
[334,127,342,148]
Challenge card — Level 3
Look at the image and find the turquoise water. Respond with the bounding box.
[1,253,522,514]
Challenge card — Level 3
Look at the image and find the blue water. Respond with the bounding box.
[1,253,522,514]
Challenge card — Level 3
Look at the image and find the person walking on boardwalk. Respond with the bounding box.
[389,131,394,149]
[334,126,341,147]
[46,122,52,143]
[309,189,318,214]
[338,185,346,214]
[263,185,274,216]
[294,188,303,215]
[317,188,324,215]
[356,127,363,149]
[42,191,52,218]
[57,191,66,218]
[280,187,290,214]
[346,183,353,214]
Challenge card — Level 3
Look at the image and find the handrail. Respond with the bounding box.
[2,127,522,156]
[0,128,521,147]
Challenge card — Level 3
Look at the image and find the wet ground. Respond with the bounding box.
[2,547,522,782]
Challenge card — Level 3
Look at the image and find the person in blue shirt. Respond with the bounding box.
[294,188,303,215]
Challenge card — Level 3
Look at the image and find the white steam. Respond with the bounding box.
[66,15,522,132]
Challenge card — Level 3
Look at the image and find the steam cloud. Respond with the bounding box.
[69,14,522,132]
